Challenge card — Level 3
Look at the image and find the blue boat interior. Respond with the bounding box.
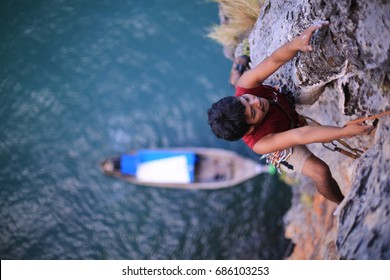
[120,150,197,182]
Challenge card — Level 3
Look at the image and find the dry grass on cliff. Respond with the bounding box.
[207,0,263,47]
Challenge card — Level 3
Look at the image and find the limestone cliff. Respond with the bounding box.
[221,0,390,259]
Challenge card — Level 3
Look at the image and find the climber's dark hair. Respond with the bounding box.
[207,96,250,141]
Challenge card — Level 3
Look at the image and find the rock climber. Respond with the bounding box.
[207,21,374,205]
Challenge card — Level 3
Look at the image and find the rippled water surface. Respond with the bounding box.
[0,0,292,259]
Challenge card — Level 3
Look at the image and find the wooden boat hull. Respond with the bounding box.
[101,147,267,189]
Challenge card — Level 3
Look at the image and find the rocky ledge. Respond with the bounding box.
[243,0,389,259]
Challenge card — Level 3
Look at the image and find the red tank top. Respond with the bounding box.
[235,84,299,149]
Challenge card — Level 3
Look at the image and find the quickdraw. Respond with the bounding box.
[322,141,363,159]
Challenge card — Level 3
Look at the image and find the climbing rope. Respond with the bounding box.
[344,110,390,126]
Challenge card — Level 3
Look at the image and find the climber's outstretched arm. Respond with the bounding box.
[237,21,329,88]
[252,123,374,155]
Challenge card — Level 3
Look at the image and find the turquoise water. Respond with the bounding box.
[0,0,292,259]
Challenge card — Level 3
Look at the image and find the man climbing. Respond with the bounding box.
[207,21,374,205]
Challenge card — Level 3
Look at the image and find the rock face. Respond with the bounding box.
[246,0,390,259]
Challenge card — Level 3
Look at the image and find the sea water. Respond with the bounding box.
[0,0,292,259]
